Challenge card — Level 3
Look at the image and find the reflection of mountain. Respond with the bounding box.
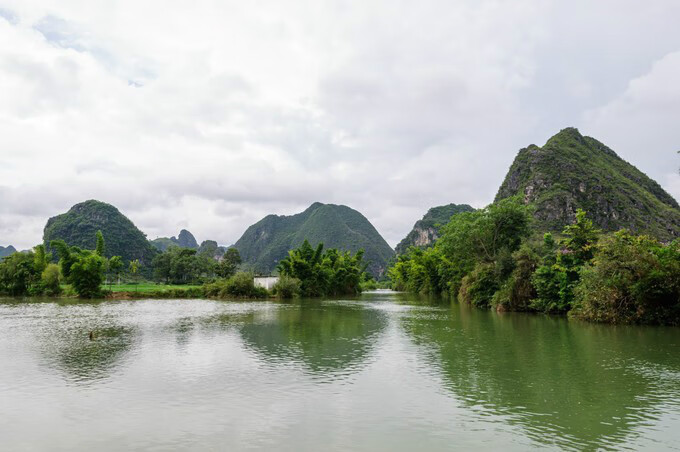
[240,300,386,376]
[44,325,137,384]
[402,304,680,450]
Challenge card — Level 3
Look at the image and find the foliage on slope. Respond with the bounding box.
[495,127,680,241]
[395,203,475,254]
[43,200,157,266]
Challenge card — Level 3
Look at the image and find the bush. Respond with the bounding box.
[272,275,301,299]
[493,245,539,311]
[458,263,498,308]
[203,272,269,299]
[359,279,378,291]
[69,253,105,298]
[41,264,62,296]
[571,232,680,325]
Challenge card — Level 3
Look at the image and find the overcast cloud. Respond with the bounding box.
[1,0,680,249]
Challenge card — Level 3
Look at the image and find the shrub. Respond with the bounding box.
[458,263,498,308]
[493,245,539,311]
[41,264,62,296]
[571,232,680,325]
[69,253,105,298]
[203,272,269,299]
[272,275,301,299]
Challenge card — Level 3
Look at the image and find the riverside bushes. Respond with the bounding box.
[203,272,269,299]
[276,240,365,297]
[389,198,680,325]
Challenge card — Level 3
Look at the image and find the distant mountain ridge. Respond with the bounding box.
[0,245,16,259]
[395,203,475,254]
[495,127,680,240]
[151,231,228,260]
[43,200,157,265]
[234,202,395,277]
[151,229,199,251]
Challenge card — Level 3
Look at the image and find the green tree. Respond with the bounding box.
[0,252,39,296]
[129,259,140,291]
[33,244,50,274]
[95,230,105,256]
[572,232,680,325]
[108,256,124,285]
[277,240,365,297]
[41,263,61,296]
[217,248,242,278]
[69,253,105,298]
[532,210,601,313]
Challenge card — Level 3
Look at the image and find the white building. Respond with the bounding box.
[254,276,279,290]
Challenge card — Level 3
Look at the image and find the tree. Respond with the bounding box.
[129,259,140,291]
[532,210,601,313]
[108,256,123,286]
[277,240,365,297]
[95,230,105,256]
[0,252,39,296]
[572,232,680,325]
[69,253,105,298]
[217,248,242,278]
[41,263,61,296]
[33,244,50,274]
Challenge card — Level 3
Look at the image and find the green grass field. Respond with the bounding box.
[104,283,202,293]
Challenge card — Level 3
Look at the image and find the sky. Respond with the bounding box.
[1,0,680,250]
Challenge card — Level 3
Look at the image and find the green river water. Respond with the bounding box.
[1,291,679,451]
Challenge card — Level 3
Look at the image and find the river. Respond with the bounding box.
[1,291,679,450]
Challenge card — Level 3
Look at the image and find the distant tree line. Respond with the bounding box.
[389,197,680,325]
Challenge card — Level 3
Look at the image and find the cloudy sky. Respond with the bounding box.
[1,0,680,250]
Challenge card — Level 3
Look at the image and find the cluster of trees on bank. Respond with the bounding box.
[205,240,367,299]
[389,198,680,325]
[1,232,367,300]
[152,246,242,284]
[0,231,125,298]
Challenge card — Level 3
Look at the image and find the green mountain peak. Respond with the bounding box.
[234,202,394,277]
[495,128,680,239]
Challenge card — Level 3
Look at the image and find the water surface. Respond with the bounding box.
[1,292,680,450]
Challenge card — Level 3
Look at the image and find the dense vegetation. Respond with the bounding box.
[495,128,680,240]
[234,202,394,278]
[0,245,61,296]
[152,245,241,284]
[389,199,680,325]
[43,200,157,267]
[395,203,475,254]
[274,240,366,298]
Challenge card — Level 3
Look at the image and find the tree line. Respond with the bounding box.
[0,233,367,299]
[389,197,680,325]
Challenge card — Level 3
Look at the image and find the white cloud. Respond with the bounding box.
[0,0,679,249]
[583,51,680,200]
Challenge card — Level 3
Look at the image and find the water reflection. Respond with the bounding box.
[51,326,137,383]
[401,301,680,450]
[239,299,387,377]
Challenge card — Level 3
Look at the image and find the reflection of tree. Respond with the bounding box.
[240,300,386,375]
[402,303,680,450]
[47,325,137,384]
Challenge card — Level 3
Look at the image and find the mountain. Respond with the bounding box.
[198,240,228,260]
[495,127,680,240]
[233,202,395,277]
[150,229,199,251]
[395,204,475,254]
[176,229,198,248]
[43,200,157,265]
[0,245,16,259]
